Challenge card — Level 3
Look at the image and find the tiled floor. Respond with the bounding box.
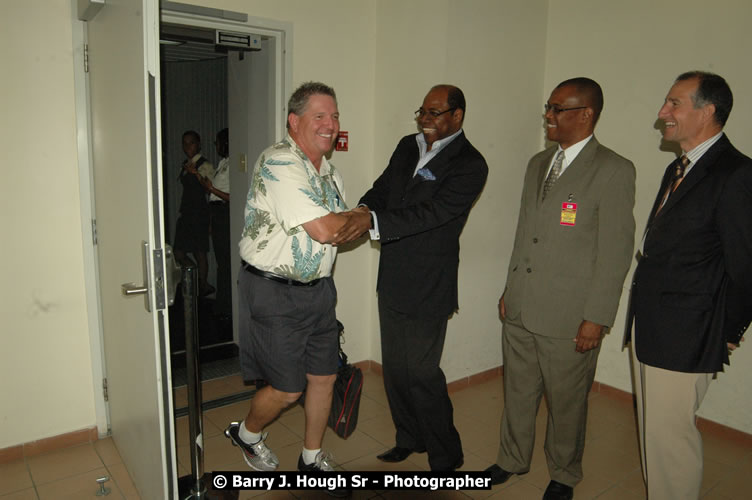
[3,370,751,499]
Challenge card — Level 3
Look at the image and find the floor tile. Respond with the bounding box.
[0,461,32,496]
[4,371,751,500]
[0,489,39,500]
[106,462,140,499]
[27,444,104,485]
[487,478,542,499]
[594,485,644,499]
[35,467,122,500]
[93,437,123,466]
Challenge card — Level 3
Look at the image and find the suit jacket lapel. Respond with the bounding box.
[405,132,467,191]
[535,147,556,201]
[655,134,730,217]
[537,137,600,204]
[644,164,673,232]
[396,137,421,193]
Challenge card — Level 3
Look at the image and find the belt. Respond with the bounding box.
[242,261,320,287]
[210,200,228,206]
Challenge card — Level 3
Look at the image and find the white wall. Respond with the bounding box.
[1,0,96,448]
[543,0,752,432]
[371,0,549,377]
[3,0,751,451]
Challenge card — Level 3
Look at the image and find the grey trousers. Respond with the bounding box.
[496,317,600,487]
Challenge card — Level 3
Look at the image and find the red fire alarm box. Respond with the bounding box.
[336,131,348,152]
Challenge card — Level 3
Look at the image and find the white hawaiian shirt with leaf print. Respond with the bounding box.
[238,135,346,282]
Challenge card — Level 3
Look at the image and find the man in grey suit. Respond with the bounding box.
[485,78,635,500]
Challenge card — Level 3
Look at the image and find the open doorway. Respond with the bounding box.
[160,23,235,386]
[156,7,288,416]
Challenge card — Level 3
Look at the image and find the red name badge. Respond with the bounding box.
[560,202,577,226]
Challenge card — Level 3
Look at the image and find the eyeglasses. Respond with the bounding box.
[415,107,456,119]
[544,104,587,115]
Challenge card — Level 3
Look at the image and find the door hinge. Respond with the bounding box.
[102,378,109,402]
[91,219,98,245]
[84,43,89,73]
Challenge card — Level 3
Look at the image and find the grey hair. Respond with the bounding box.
[286,82,337,129]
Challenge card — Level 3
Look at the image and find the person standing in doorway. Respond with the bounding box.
[174,130,214,297]
[200,128,231,318]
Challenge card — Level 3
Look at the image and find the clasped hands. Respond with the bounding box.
[332,206,371,246]
[498,294,604,353]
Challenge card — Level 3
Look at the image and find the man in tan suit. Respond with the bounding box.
[485,78,635,500]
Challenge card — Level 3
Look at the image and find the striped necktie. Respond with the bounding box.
[655,155,690,215]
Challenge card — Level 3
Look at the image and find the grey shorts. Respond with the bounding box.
[237,268,339,393]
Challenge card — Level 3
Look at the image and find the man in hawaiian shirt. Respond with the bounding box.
[224,82,352,490]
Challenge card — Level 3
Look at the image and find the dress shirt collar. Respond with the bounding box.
[416,128,463,159]
[546,134,593,177]
[414,128,463,175]
[682,131,723,176]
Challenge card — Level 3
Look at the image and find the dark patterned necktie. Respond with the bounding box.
[670,155,690,192]
[655,155,690,215]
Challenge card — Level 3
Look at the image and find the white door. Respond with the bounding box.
[87,0,176,498]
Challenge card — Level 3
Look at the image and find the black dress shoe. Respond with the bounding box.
[542,480,573,500]
[377,447,413,462]
[484,464,514,485]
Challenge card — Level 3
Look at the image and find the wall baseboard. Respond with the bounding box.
[360,361,752,448]
[4,362,749,464]
[0,426,98,464]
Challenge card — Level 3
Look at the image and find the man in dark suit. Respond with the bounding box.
[334,84,488,471]
[625,71,752,499]
[485,78,636,500]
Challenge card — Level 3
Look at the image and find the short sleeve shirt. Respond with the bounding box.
[209,156,230,202]
[238,135,346,282]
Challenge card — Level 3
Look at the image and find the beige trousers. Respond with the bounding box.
[630,335,712,500]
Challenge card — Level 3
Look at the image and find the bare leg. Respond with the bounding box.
[243,385,301,433]
[303,373,336,450]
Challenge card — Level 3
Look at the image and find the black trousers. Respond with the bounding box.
[378,298,462,470]
[210,203,231,315]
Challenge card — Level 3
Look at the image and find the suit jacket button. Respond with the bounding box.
[533,238,539,243]
[527,268,532,273]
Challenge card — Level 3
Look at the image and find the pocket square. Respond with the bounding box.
[416,167,436,181]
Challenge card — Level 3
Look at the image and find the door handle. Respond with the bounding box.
[121,241,152,312]
[121,283,148,295]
